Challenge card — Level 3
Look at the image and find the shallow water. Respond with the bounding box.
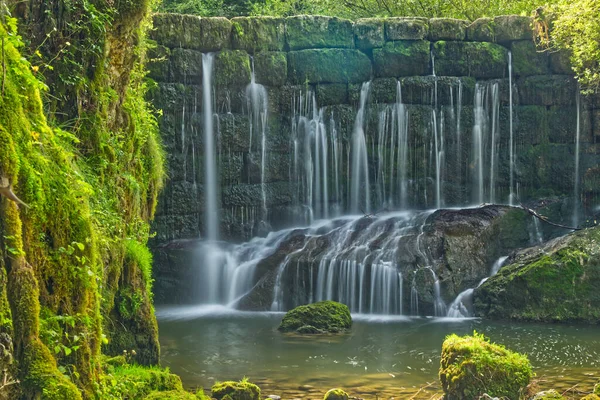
[157,306,600,399]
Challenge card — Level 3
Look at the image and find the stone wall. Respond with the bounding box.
[147,13,600,244]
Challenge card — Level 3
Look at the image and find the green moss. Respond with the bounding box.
[215,50,252,87]
[211,379,261,400]
[287,49,371,84]
[231,17,285,52]
[254,51,288,86]
[373,41,430,77]
[285,16,353,50]
[145,390,198,399]
[439,332,532,400]
[433,41,507,78]
[595,382,600,395]
[511,40,550,77]
[324,388,349,400]
[581,395,600,400]
[98,364,183,399]
[530,390,565,399]
[428,18,468,41]
[354,18,385,49]
[278,301,352,333]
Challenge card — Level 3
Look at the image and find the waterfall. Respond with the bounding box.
[351,82,371,214]
[427,267,447,316]
[202,53,219,241]
[473,84,486,204]
[246,60,269,218]
[508,51,515,205]
[573,90,581,227]
[456,80,463,196]
[489,83,500,204]
[447,256,508,318]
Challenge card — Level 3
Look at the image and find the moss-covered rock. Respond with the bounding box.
[581,395,600,400]
[285,16,354,50]
[231,17,285,52]
[278,300,352,333]
[99,365,184,399]
[439,333,532,400]
[511,41,550,77]
[151,13,232,51]
[595,382,600,395]
[211,379,261,400]
[354,18,385,49]
[170,48,204,83]
[324,388,349,400]
[518,75,578,106]
[433,41,507,78]
[549,49,573,75]
[530,390,565,399]
[428,18,469,41]
[474,226,600,323]
[493,15,533,42]
[145,390,198,399]
[287,49,371,84]
[466,17,495,41]
[215,50,252,87]
[316,84,349,106]
[254,51,287,86]
[373,40,430,77]
[385,18,429,40]
[147,45,172,82]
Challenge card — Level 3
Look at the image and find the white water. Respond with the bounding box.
[351,82,371,213]
[573,90,581,227]
[202,54,219,241]
[509,51,515,205]
[447,256,508,318]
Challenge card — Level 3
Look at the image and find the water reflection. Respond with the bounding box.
[157,307,599,398]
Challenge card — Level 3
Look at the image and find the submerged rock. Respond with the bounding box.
[212,379,261,400]
[439,333,532,400]
[278,301,352,333]
[474,226,600,323]
[324,388,349,400]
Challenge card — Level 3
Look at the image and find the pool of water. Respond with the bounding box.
[157,305,600,399]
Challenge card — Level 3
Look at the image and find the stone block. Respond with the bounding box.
[219,113,251,153]
[493,15,532,43]
[354,18,385,49]
[370,78,399,104]
[511,41,550,77]
[285,16,354,50]
[385,17,429,41]
[549,49,573,75]
[428,18,469,41]
[316,84,349,106]
[373,40,430,77]
[398,76,474,106]
[215,50,251,87]
[467,18,494,42]
[147,45,171,82]
[514,105,547,145]
[594,110,600,140]
[231,17,286,52]
[170,48,204,83]
[148,83,199,114]
[222,182,294,207]
[433,41,507,79]
[287,49,371,84]
[254,51,287,86]
[151,14,232,52]
[518,75,578,106]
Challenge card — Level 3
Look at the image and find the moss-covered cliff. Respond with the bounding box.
[0,0,166,398]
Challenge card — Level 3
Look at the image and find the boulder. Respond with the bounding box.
[278,300,352,333]
[439,333,532,400]
[385,18,429,41]
[144,390,197,400]
[285,16,354,50]
[529,390,565,399]
[231,17,285,52]
[373,40,430,77]
[212,380,261,400]
[324,389,349,400]
[474,226,600,323]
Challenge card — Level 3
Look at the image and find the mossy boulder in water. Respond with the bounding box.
[145,390,197,399]
[439,333,532,400]
[324,388,349,400]
[278,301,352,333]
[212,379,261,400]
[530,390,565,399]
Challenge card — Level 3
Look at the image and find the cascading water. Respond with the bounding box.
[202,53,219,241]
[351,82,371,213]
[508,51,515,205]
[446,256,508,318]
[573,89,581,227]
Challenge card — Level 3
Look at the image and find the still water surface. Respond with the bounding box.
[157,305,600,399]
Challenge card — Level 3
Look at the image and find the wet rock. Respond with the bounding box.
[278,300,352,333]
[428,18,469,41]
[354,18,385,49]
[212,380,261,400]
[170,48,204,83]
[530,390,565,399]
[385,18,429,41]
[440,333,532,399]
[549,49,573,75]
[324,389,349,400]
[518,75,577,106]
[493,15,533,43]
[147,45,171,82]
[215,50,251,87]
[432,41,507,79]
[288,49,371,84]
[373,41,430,77]
[254,52,287,86]
[511,41,550,77]
[474,226,600,323]
[316,83,349,106]
[285,16,354,50]
[231,17,285,52]
[467,18,495,42]
[151,14,232,51]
